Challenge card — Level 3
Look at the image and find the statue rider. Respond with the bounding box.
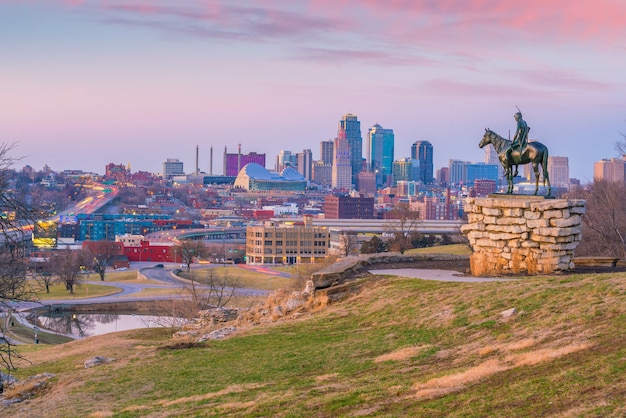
[507,111,530,177]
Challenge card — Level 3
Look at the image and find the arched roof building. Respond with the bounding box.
[234,163,307,192]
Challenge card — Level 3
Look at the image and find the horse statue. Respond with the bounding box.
[479,128,551,196]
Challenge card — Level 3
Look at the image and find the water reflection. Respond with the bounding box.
[33,312,182,338]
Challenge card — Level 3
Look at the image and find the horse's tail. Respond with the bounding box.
[542,147,549,185]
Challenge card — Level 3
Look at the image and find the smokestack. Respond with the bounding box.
[210,146,213,176]
[223,146,227,176]
[238,143,242,173]
[195,145,199,176]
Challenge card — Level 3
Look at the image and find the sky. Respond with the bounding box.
[2,0,626,182]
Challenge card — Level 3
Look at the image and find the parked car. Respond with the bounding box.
[154,264,164,268]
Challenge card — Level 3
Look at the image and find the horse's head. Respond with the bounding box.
[479,128,493,148]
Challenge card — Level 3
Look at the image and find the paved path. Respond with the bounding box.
[369,269,517,283]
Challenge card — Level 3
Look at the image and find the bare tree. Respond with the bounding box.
[339,232,359,257]
[385,203,421,254]
[85,240,122,281]
[49,248,88,294]
[0,142,34,373]
[0,244,29,300]
[171,240,207,270]
[569,180,626,258]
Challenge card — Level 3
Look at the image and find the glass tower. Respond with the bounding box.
[338,114,362,186]
[411,140,434,184]
[367,123,394,187]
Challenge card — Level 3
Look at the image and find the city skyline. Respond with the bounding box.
[2,1,626,182]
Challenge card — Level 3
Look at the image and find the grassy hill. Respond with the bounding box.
[3,264,625,417]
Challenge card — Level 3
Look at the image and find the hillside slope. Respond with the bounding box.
[3,270,625,417]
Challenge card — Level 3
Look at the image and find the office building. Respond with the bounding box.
[332,135,352,190]
[296,149,313,181]
[223,145,266,176]
[338,114,362,185]
[594,157,625,184]
[320,140,334,165]
[245,217,329,265]
[356,171,376,195]
[465,163,499,186]
[411,140,434,184]
[548,156,569,187]
[367,123,394,187]
[323,195,375,219]
[163,158,184,179]
[392,158,419,184]
[276,150,296,172]
[312,161,332,186]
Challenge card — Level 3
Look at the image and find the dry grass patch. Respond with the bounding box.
[413,340,594,400]
[374,345,429,363]
[157,383,266,407]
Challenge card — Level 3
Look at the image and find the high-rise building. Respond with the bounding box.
[594,157,626,184]
[484,143,504,179]
[548,156,569,187]
[367,123,394,187]
[338,114,362,185]
[448,159,468,186]
[411,141,434,184]
[356,171,376,195]
[296,149,313,181]
[163,158,184,179]
[312,161,332,186]
[276,150,296,172]
[332,135,352,190]
[436,167,449,185]
[320,140,334,165]
[392,158,419,185]
[465,163,499,185]
[223,145,266,176]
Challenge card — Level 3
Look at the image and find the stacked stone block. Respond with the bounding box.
[462,197,586,275]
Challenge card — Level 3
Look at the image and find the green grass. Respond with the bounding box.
[405,243,471,256]
[32,282,122,300]
[178,266,294,290]
[7,270,626,417]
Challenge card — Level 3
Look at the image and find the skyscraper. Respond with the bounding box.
[296,149,313,181]
[338,114,362,186]
[411,140,434,184]
[367,123,394,187]
[320,140,334,165]
[548,156,569,187]
[332,135,352,190]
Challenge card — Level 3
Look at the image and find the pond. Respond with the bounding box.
[31,312,184,339]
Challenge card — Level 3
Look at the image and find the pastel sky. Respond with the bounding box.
[2,0,625,182]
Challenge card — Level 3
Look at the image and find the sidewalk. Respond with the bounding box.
[369,269,517,283]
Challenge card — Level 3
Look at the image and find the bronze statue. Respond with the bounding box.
[479,128,551,195]
[506,111,530,177]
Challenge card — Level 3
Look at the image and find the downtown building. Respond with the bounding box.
[323,195,375,219]
[367,123,394,187]
[245,217,329,265]
[411,140,434,184]
[332,135,352,190]
[338,114,363,185]
[593,157,625,184]
[223,145,266,177]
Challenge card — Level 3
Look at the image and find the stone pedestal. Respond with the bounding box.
[461,197,586,276]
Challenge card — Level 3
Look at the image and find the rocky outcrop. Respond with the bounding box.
[461,197,586,275]
[311,252,468,290]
